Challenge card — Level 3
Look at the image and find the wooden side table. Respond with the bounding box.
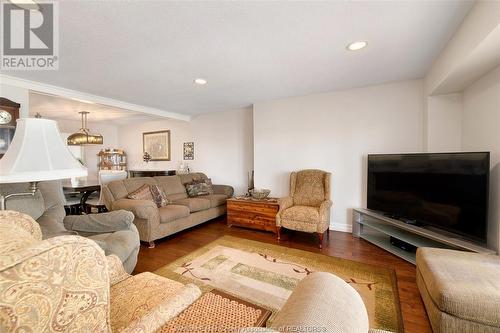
[227,197,279,236]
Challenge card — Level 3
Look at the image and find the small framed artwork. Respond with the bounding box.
[183,142,194,160]
[143,130,171,161]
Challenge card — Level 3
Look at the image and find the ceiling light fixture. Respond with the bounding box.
[67,111,103,146]
[194,78,207,85]
[8,0,39,11]
[346,41,368,51]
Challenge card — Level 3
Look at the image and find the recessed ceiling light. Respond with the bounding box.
[194,78,207,85]
[346,41,368,51]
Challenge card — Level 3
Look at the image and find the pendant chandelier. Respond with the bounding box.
[67,111,103,146]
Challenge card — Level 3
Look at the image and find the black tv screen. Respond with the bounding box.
[367,152,490,243]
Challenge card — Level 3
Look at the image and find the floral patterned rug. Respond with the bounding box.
[155,235,403,333]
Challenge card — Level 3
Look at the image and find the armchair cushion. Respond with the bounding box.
[63,210,134,233]
[282,206,320,223]
[293,170,328,207]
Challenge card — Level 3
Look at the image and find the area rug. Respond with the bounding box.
[155,235,403,333]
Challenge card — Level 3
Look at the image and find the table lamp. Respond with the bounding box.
[0,118,87,210]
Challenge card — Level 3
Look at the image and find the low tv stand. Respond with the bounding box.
[352,208,495,264]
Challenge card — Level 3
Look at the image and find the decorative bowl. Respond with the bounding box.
[249,189,271,200]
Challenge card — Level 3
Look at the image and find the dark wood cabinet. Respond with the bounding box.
[129,170,176,177]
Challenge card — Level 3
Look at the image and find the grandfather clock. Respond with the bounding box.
[0,98,20,159]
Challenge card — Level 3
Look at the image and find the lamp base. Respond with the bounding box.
[0,181,38,210]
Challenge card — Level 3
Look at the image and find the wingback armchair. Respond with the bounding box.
[276,169,332,248]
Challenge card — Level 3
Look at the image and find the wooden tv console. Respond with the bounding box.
[352,208,496,264]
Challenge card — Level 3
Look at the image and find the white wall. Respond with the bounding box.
[462,64,500,251]
[117,118,192,172]
[116,108,254,194]
[0,84,29,117]
[191,108,253,194]
[57,119,119,177]
[426,93,463,152]
[253,80,424,232]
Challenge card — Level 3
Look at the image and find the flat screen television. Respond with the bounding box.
[367,152,490,244]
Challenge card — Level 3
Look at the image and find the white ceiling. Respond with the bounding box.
[29,92,160,126]
[9,1,474,115]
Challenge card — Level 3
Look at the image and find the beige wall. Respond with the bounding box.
[191,108,253,195]
[117,118,192,172]
[253,80,425,232]
[462,65,500,251]
[116,109,253,193]
[426,93,463,152]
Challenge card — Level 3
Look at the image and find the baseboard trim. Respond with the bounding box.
[330,222,352,233]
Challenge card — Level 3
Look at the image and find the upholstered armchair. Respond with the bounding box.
[276,169,332,248]
[0,210,201,333]
[0,180,140,273]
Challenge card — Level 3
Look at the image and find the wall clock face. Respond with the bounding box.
[0,110,12,125]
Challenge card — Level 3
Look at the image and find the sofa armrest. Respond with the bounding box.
[63,210,134,233]
[112,199,158,220]
[319,200,332,219]
[276,196,293,226]
[212,184,234,197]
[270,272,369,333]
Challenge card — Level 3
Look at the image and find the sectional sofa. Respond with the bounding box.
[102,173,234,247]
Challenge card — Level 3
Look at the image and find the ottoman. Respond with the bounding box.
[416,247,500,333]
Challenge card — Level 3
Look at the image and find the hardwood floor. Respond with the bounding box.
[135,216,432,333]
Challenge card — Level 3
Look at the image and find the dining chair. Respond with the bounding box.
[85,170,128,213]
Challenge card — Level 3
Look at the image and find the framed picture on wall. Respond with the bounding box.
[143,130,171,161]
[183,142,194,160]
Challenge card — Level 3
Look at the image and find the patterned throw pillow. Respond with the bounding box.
[185,179,213,197]
[150,185,169,208]
[127,184,153,201]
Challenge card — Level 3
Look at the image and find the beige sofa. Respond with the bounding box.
[102,173,234,247]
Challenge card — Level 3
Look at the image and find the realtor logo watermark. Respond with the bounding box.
[1,1,59,70]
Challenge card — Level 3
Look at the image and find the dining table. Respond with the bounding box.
[62,178,101,213]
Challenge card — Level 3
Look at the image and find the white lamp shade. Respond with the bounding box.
[0,118,87,183]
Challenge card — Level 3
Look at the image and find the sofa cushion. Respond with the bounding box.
[127,184,154,201]
[173,197,211,213]
[282,205,320,223]
[185,181,213,197]
[204,194,228,208]
[155,176,188,201]
[158,204,190,223]
[416,247,500,327]
[179,172,208,185]
[150,185,169,207]
[123,177,157,195]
